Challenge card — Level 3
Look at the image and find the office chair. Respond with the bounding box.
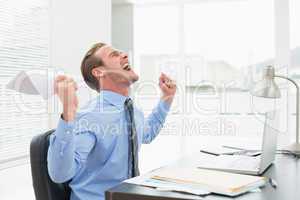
[30,129,71,200]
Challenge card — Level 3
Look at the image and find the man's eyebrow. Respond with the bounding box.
[109,49,123,57]
[108,50,118,57]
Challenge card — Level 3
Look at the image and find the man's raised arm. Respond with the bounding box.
[47,76,93,183]
[142,73,176,144]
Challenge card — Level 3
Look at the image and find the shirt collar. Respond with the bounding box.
[99,90,129,110]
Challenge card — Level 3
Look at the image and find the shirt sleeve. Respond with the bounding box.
[47,117,95,183]
[142,100,170,144]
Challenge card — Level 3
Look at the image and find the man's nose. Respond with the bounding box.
[121,52,128,59]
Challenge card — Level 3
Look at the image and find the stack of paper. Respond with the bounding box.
[151,166,266,196]
[125,173,210,196]
[200,146,243,155]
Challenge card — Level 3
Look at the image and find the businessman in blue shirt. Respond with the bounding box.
[47,42,177,200]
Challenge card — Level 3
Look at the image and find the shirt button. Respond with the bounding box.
[66,130,71,135]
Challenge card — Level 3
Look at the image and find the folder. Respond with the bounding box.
[151,166,267,196]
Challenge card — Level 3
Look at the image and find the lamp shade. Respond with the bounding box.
[251,66,281,98]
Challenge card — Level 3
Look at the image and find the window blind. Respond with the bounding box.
[0,0,49,170]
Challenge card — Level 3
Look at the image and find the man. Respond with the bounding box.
[47,42,176,200]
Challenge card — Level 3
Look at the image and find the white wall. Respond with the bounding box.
[49,0,112,128]
[112,3,134,53]
[50,0,111,76]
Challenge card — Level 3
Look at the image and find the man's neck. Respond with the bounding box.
[100,85,129,96]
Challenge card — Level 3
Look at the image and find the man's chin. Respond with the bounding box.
[132,75,139,82]
[128,71,139,83]
[128,76,138,85]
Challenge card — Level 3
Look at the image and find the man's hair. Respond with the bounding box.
[81,42,106,92]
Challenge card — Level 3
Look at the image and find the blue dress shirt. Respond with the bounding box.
[47,90,170,200]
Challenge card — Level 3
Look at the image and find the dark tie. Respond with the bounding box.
[124,98,140,177]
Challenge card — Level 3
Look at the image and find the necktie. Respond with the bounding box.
[124,98,140,177]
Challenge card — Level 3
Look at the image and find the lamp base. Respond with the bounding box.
[283,143,300,155]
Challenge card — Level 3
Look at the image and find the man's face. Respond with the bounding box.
[95,45,139,86]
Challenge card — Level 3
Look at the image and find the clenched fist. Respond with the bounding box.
[159,73,177,105]
[54,75,78,122]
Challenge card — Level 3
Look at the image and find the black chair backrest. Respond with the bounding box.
[30,129,71,200]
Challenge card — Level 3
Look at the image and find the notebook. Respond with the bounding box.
[151,166,267,196]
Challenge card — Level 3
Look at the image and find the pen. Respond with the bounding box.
[269,178,278,189]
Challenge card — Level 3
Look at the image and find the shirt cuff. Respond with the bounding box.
[54,117,76,141]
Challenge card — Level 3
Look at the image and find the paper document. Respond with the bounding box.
[200,146,243,155]
[151,166,266,196]
[6,70,55,100]
[124,173,210,196]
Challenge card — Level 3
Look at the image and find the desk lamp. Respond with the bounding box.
[251,65,300,154]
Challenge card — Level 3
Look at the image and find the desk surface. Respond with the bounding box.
[105,154,300,200]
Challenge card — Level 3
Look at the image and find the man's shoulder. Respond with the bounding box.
[80,95,122,112]
[73,99,122,132]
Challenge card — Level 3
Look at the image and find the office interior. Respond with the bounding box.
[0,0,299,199]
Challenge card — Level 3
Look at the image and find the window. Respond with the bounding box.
[134,0,276,122]
[290,0,300,51]
[133,1,289,165]
[0,0,49,169]
[290,0,300,77]
[184,0,274,88]
[288,0,300,144]
[134,5,180,55]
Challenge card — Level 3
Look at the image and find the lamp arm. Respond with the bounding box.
[275,75,300,144]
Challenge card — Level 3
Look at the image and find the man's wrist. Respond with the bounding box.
[62,108,76,122]
[56,117,75,139]
[62,113,75,122]
[161,95,174,106]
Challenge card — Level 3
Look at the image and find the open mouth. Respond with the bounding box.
[122,63,131,71]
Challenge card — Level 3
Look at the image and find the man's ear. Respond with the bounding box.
[92,67,104,78]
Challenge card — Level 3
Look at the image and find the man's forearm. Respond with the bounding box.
[47,119,77,183]
[142,100,171,144]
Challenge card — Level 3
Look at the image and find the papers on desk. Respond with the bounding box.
[151,166,267,197]
[125,166,266,197]
[200,146,243,155]
[124,173,211,196]
[200,146,262,157]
